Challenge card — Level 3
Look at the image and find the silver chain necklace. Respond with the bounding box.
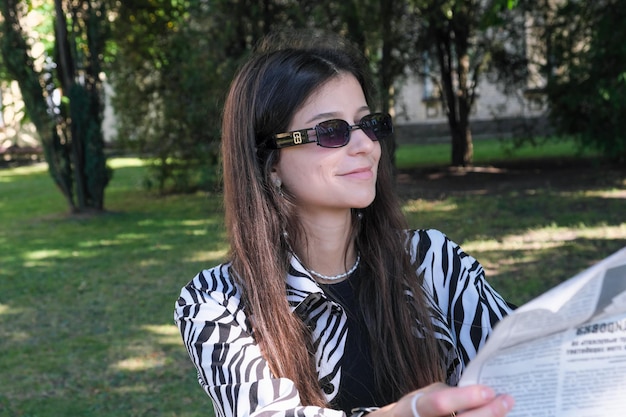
[308,255,361,281]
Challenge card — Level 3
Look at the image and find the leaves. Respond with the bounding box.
[0,0,111,211]
[546,0,626,162]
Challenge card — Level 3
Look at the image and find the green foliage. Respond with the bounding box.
[297,0,415,114]
[105,0,532,181]
[0,0,75,205]
[107,0,308,193]
[0,0,112,212]
[546,0,626,163]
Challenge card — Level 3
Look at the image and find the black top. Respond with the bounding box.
[320,268,393,413]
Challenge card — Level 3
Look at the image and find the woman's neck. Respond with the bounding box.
[296,211,358,280]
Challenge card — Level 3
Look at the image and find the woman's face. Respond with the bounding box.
[272,73,381,218]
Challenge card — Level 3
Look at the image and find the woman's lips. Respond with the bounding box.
[339,167,373,179]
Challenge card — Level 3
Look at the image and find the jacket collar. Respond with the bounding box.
[285,253,326,314]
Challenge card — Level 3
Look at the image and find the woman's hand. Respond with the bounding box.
[373,383,514,417]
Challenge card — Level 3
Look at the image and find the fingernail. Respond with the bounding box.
[501,396,514,411]
[481,387,495,399]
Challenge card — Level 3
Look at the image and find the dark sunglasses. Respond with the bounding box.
[271,113,393,149]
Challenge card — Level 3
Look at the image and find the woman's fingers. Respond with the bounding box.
[456,394,515,417]
[409,384,514,417]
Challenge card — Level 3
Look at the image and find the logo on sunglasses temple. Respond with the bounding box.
[293,132,303,144]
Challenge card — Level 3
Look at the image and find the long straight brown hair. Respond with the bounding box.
[221,30,446,407]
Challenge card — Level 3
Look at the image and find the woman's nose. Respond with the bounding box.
[347,127,377,154]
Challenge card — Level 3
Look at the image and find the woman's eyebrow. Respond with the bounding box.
[305,107,371,125]
[305,112,340,124]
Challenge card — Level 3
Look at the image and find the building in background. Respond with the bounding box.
[392,73,550,145]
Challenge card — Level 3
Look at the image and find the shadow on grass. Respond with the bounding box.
[401,160,626,305]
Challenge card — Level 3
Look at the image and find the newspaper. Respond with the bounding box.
[459,247,626,417]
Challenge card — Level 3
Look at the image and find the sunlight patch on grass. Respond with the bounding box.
[585,189,626,199]
[403,199,458,213]
[180,219,210,227]
[142,324,182,345]
[138,259,162,267]
[148,243,174,251]
[112,351,167,372]
[117,232,150,240]
[110,385,150,394]
[0,304,31,342]
[2,330,30,343]
[142,218,218,230]
[0,304,28,317]
[184,249,228,264]
[108,157,146,169]
[23,248,90,263]
[463,223,626,253]
[22,247,99,268]
[186,229,208,236]
[138,219,157,227]
[464,238,564,252]
[0,162,48,177]
[506,223,626,246]
[23,260,54,268]
[78,239,125,248]
[24,249,65,260]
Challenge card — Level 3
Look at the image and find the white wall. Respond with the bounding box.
[393,74,547,126]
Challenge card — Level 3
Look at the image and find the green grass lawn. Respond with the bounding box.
[395,136,600,169]
[0,138,624,416]
[1,159,223,417]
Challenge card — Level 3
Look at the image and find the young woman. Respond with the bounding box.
[175,31,515,417]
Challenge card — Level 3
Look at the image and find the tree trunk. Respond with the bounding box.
[433,12,474,167]
[55,0,110,211]
[0,0,77,211]
[450,118,473,167]
[379,0,397,165]
[55,0,88,210]
[434,27,466,166]
[452,31,473,167]
[0,0,110,213]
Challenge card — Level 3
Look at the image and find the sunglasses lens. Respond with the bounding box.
[311,114,393,148]
[360,113,393,141]
[316,120,350,148]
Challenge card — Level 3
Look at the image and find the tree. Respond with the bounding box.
[408,0,525,167]
[107,0,306,193]
[106,0,530,180]
[107,0,214,193]
[297,0,410,111]
[544,0,626,163]
[0,0,111,212]
[295,0,417,167]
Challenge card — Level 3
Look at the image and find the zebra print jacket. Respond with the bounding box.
[175,229,513,417]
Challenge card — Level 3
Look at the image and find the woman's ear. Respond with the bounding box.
[270,168,282,188]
